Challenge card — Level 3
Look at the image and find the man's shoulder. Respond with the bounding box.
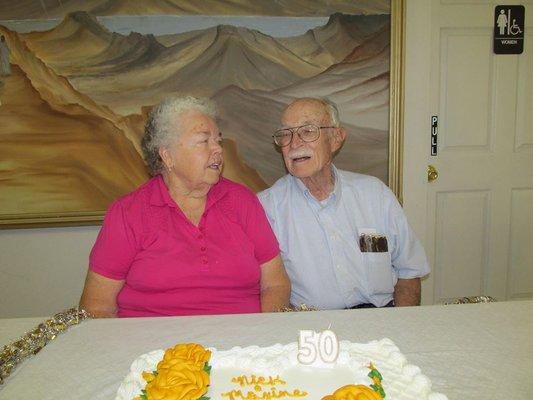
[337,170,400,209]
[337,169,387,193]
[258,174,293,201]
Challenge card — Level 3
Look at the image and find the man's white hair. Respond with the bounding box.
[285,97,341,127]
[322,98,341,127]
[141,96,217,175]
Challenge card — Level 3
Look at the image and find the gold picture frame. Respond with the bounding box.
[389,0,405,204]
[0,1,405,228]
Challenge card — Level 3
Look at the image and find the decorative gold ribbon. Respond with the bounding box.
[279,304,318,312]
[0,308,91,385]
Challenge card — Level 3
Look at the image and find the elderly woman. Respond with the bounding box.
[80,96,290,317]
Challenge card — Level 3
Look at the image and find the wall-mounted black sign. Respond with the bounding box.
[494,5,525,54]
[431,116,438,156]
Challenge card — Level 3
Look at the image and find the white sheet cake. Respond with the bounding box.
[116,338,448,400]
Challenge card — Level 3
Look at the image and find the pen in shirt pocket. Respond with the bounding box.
[358,229,388,252]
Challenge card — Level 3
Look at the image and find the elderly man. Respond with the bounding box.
[258,97,429,309]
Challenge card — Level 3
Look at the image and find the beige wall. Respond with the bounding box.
[0,226,100,317]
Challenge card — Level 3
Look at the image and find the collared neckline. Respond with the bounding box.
[150,174,228,210]
[291,164,342,208]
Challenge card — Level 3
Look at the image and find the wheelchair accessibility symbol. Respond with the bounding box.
[510,20,522,35]
[494,5,525,54]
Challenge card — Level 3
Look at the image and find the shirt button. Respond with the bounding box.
[202,259,208,264]
[198,234,204,240]
[201,247,206,251]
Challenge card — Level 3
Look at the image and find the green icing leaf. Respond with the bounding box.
[368,369,383,381]
[198,396,210,400]
[370,384,386,399]
[204,363,212,373]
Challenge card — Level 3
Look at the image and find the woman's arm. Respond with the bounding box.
[79,270,124,318]
[260,255,291,312]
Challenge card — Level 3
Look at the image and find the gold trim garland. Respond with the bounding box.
[0,308,91,385]
[279,304,318,312]
[443,296,496,305]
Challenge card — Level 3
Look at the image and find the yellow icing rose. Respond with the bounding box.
[140,344,211,400]
[158,343,211,372]
[145,363,210,400]
[321,384,383,400]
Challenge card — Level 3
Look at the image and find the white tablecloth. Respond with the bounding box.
[1,301,532,399]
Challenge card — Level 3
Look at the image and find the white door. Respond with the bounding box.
[423,0,533,304]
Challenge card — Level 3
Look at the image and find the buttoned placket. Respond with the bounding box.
[197,213,209,272]
[316,204,355,308]
[171,204,211,272]
[305,189,351,306]
[158,176,228,275]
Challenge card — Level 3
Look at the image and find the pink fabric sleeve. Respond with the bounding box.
[89,200,138,280]
[241,191,280,265]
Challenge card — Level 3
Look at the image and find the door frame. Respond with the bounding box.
[403,0,433,303]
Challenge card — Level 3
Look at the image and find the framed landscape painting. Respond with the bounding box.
[0,0,403,228]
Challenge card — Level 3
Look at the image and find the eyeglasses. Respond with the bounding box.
[272,124,336,147]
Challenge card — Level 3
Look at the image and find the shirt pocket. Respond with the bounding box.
[364,251,394,294]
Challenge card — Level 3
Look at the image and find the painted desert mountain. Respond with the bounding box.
[0,26,146,216]
[0,0,389,19]
[0,10,390,219]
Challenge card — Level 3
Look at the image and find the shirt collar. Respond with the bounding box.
[150,174,228,210]
[205,177,230,209]
[149,175,171,207]
[291,164,342,208]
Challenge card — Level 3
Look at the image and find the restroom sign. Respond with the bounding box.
[494,5,525,54]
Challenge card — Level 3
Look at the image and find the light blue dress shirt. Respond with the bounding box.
[258,166,430,309]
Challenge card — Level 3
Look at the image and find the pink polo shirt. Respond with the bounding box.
[89,175,279,317]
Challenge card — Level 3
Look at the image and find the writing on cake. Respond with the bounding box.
[222,374,307,399]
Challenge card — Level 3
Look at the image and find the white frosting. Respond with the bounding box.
[115,339,448,400]
[116,349,164,400]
